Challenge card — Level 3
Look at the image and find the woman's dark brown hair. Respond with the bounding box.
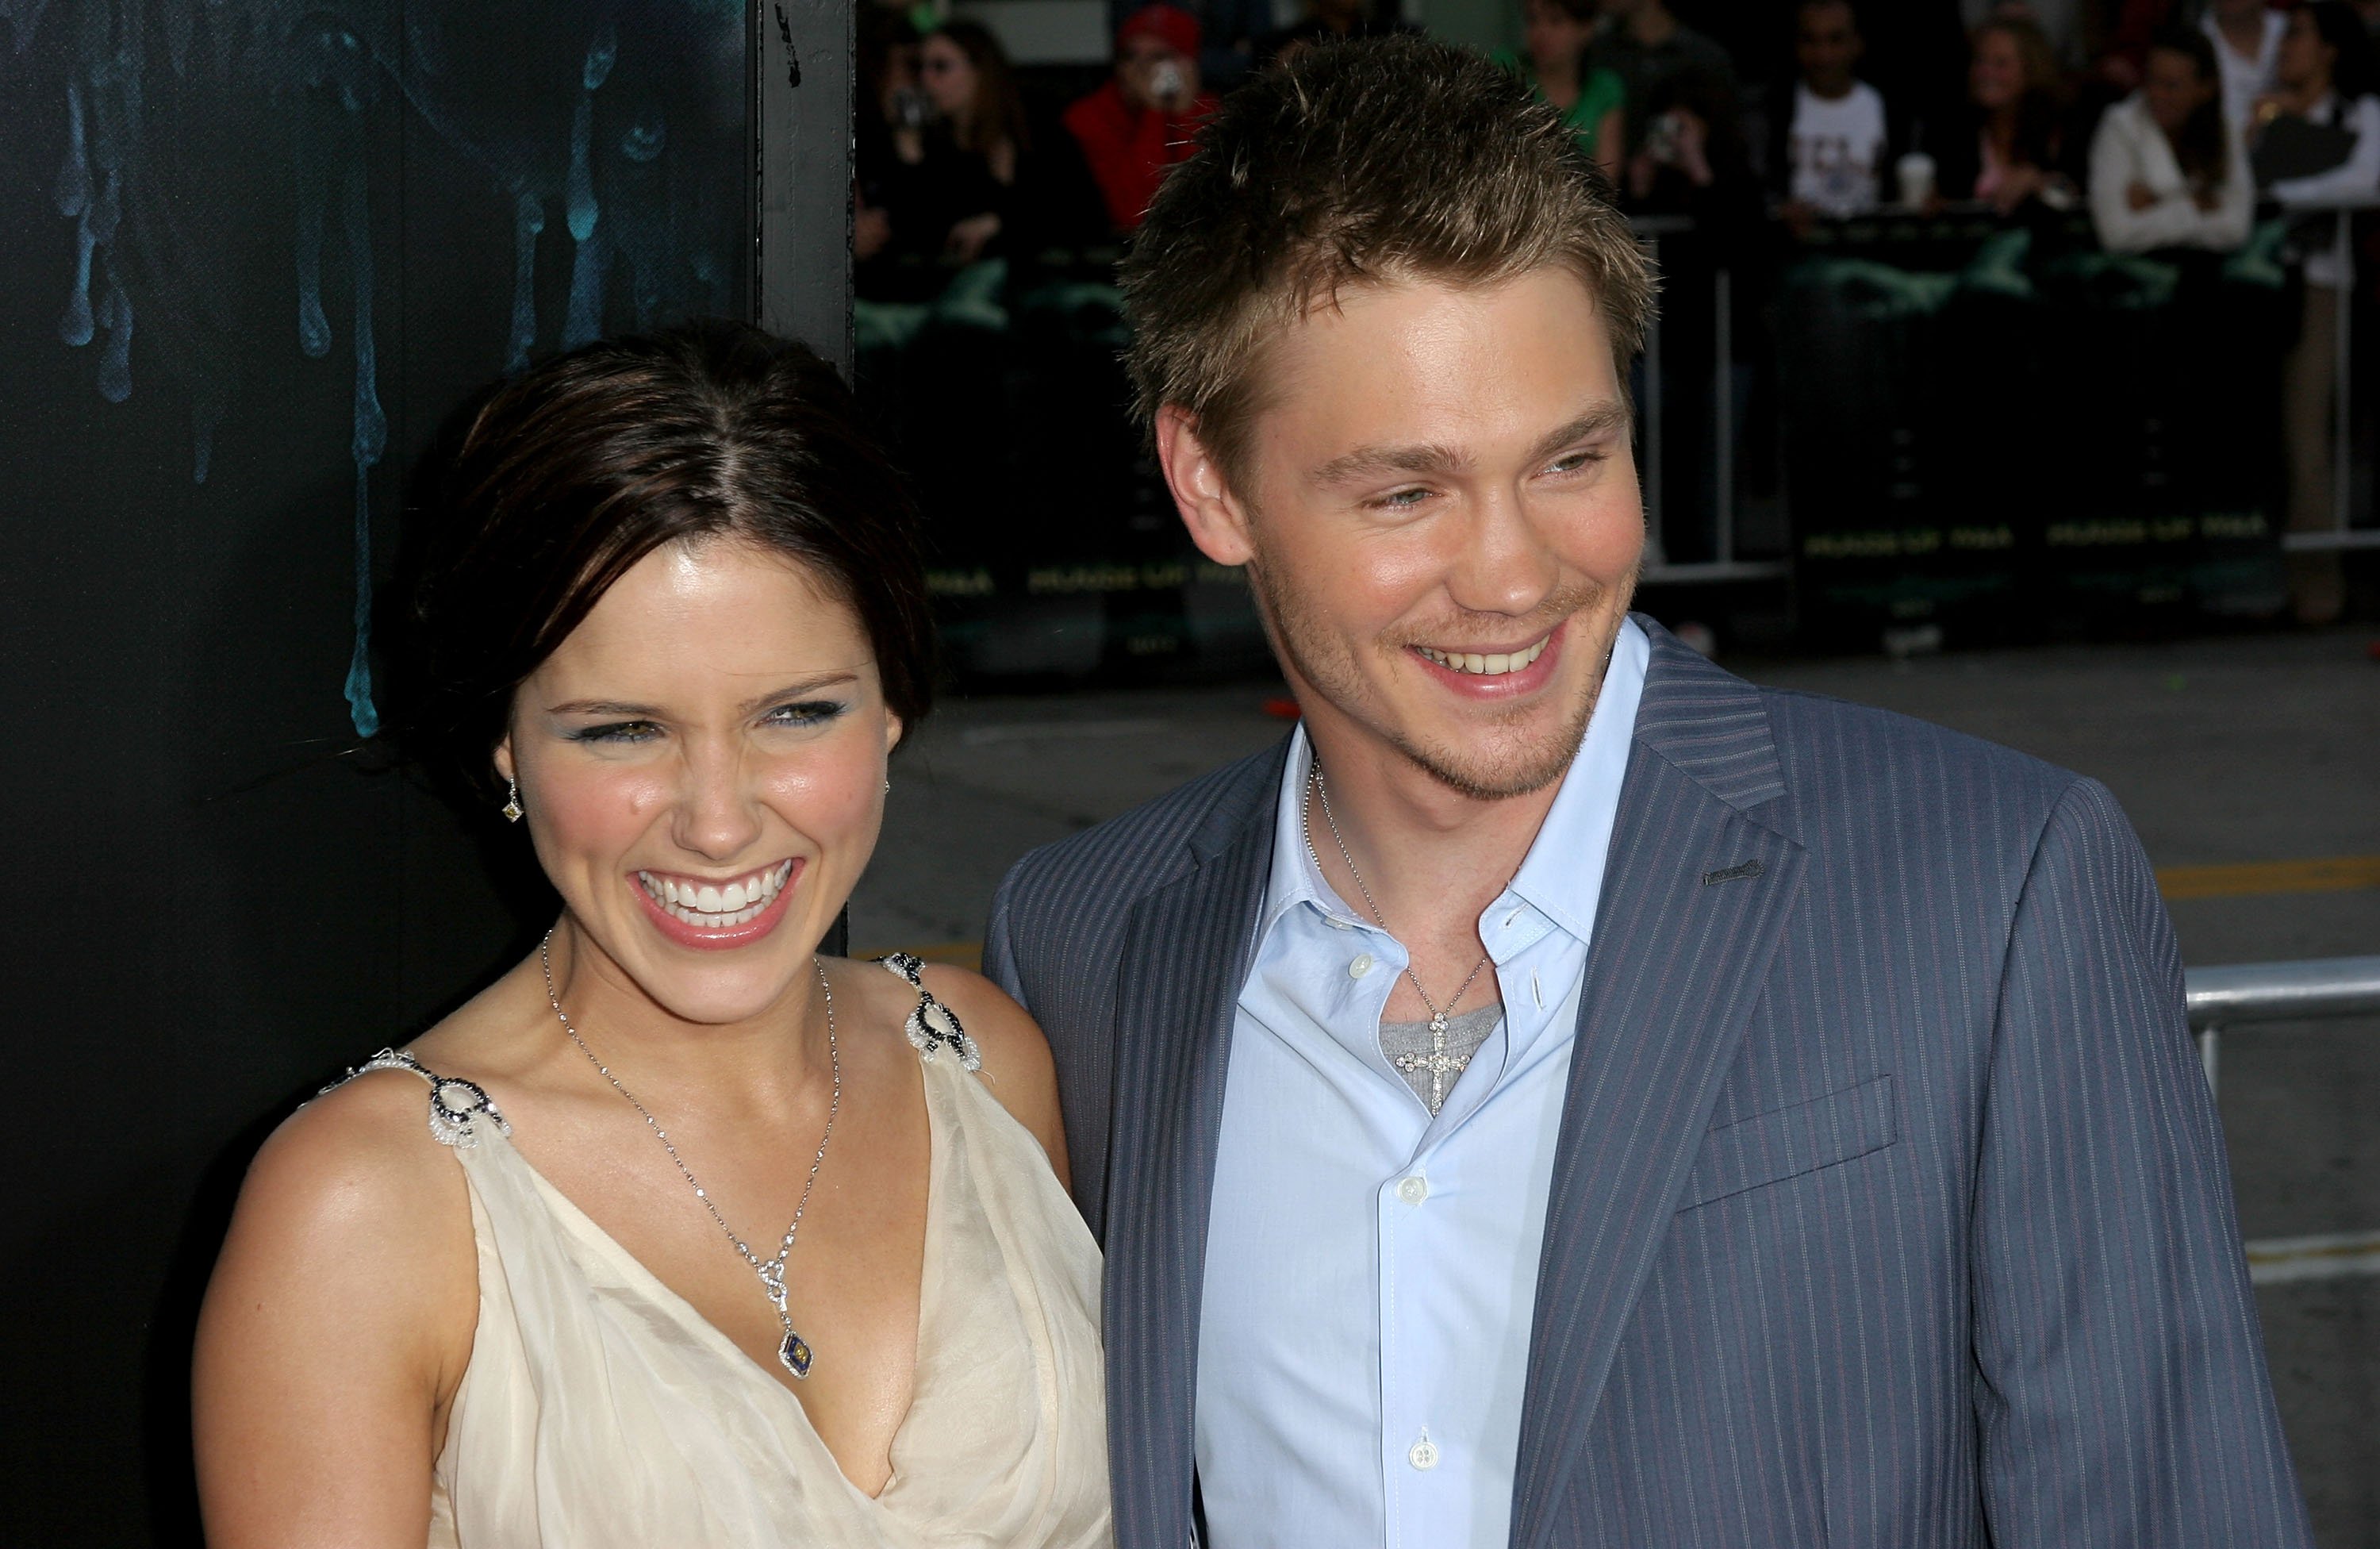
[2148,26,2228,194]
[931,18,1032,161]
[1971,16,2066,172]
[402,321,935,806]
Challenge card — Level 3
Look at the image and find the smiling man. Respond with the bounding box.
[988,37,2311,1549]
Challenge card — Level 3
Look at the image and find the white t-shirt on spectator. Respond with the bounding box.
[1788,81,1890,217]
[2201,9,2286,129]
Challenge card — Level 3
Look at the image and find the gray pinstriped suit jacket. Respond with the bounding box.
[985,617,2312,1549]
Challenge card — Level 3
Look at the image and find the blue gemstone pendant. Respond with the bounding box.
[779,1330,814,1379]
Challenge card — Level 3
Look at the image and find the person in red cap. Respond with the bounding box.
[1064,4,1221,233]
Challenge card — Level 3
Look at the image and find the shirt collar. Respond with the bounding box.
[1261,616,1652,951]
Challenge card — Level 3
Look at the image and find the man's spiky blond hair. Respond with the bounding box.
[1120,35,1657,487]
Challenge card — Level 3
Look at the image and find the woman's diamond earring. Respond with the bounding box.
[502,778,523,824]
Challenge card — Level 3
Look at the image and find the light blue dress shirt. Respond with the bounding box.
[1195,618,1650,1549]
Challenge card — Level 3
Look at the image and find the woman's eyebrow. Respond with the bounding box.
[543,673,863,719]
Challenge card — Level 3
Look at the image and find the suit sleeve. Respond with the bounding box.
[1971,778,2313,1544]
[983,863,1030,1011]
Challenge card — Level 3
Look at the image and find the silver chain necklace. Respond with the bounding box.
[539,929,839,1381]
[1303,763,1493,1111]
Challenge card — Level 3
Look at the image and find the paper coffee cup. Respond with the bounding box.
[1895,151,1936,209]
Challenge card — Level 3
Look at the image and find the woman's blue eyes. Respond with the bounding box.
[566,701,846,744]
[765,700,848,727]
[570,721,662,744]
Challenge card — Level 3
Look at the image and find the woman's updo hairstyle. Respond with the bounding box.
[405,321,935,806]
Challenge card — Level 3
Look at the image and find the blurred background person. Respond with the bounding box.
[910,21,1036,266]
[1499,0,1627,179]
[854,5,926,290]
[1774,0,1900,224]
[1066,4,1221,236]
[2203,0,2288,129]
[2255,0,2380,624]
[1938,16,2072,213]
[2088,25,2251,252]
[1595,0,1737,160]
[1626,60,1758,225]
[870,19,1103,291]
[1257,0,1412,65]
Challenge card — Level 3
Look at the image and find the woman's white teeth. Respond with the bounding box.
[1421,636,1549,675]
[637,861,792,929]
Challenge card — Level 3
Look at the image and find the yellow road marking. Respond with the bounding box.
[2245,1229,2380,1286]
[2156,855,2380,901]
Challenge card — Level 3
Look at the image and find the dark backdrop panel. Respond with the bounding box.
[0,2,845,1539]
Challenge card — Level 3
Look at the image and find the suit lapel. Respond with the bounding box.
[1102,748,1283,1549]
[1510,625,1807,1549]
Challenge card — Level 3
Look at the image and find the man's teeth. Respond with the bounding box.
[636,860,794,928]
[1418,636,1549,676]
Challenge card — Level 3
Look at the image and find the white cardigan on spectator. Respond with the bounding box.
[2088,94,2252,253]
[2268,92,2380,289]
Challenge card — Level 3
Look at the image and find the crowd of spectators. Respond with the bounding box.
[854,0,2380,621]
[855,0,2380,269]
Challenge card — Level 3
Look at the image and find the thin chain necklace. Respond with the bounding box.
[1303,762,1494,1112]
[539,929,839,1381]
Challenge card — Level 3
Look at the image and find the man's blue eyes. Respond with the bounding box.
[1372,452,1606,507]
[567,702,846,744]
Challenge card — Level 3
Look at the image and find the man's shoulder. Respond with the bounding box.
[1749,678,2084,823]
[996,738,1287,918]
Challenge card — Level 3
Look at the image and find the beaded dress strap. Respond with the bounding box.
[321,1048,512,1150]
[879,953,981,1070]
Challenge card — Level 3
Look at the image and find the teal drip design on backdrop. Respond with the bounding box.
[21,0,745,740]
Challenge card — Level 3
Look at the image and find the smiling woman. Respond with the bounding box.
[190,324,1111,1549]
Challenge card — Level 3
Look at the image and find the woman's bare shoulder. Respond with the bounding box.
[911,961,1069,1183]
[233,1060,479,1278]
[219,976,537,1336]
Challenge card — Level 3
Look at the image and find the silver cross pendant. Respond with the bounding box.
[1395,1011,1468,1113]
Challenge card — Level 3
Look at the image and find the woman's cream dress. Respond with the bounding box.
[346,961,1111,1548]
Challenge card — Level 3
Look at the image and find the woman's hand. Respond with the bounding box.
[854,193,892,261]
[2127,180,2159,211]
[1670,109,1714,189]
[1991,162,2048,214]
[944,212,1001,263]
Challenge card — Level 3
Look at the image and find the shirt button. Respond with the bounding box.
[1408,1436,1440,1470]
[1349,953,1374,979]
[1396,1174,1429,1205]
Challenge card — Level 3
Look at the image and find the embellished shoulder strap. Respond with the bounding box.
[320,1048,512,1149]
[879,953,982,1071]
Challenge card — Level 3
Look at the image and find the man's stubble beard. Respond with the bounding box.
[1246,552,1638,801]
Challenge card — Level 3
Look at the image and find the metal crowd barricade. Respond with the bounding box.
[2183,955,2380,1094]
[1629,215,1790,586]
[2291,194,2380,552]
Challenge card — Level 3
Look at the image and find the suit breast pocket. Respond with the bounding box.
[1678,1074,1898,1213]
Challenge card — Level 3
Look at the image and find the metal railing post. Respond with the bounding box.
[2182,955,2380,1096]
[1714,265,1734,567]
[2334,209,2354,536]
[1642,229,1665,568]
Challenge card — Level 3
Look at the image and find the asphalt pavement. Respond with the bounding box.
[852,625,2380,1545]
